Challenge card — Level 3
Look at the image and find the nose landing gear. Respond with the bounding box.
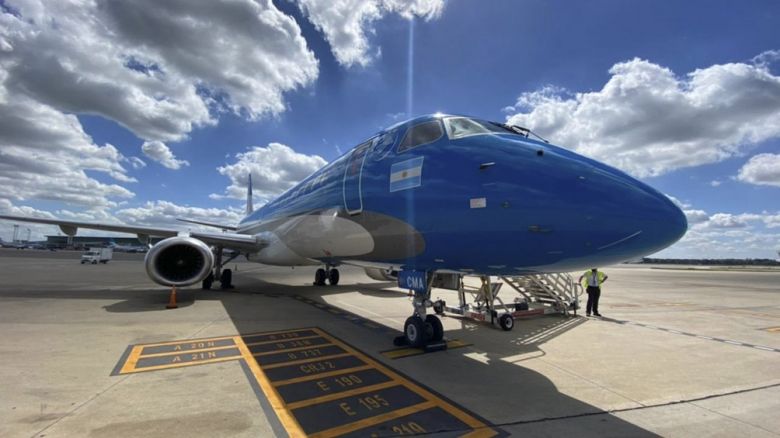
[395,273,446,350]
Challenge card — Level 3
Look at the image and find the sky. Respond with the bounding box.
[0,0,779,259]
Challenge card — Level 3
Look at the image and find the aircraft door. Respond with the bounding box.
[343,141,371,214]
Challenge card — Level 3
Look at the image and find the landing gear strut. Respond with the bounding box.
[314,265,340,286]
[202,245,239,290]
[395,273,445,349]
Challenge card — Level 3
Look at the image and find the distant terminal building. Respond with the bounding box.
[45,235,159,249]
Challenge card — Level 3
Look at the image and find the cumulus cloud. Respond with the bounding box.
[213,143,327,201]
[0,0,319,210]
[506,52,780,177]
[142,141,189,170]
[116,201,245,230]
[295,0,444,67]
[0,96,135,208]
[737,153,780,187]
[1,0,318,142]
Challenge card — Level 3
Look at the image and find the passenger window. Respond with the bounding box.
[398,120,443,152]
[444,117,492,140]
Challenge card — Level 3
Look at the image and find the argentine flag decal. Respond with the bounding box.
[389,157,424,192]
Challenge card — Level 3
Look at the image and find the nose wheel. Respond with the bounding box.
[402,314,444,347]
[314,266,340,286]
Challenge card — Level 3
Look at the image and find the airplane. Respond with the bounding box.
[0,238,28,249]
[0,113,687,347]
[107,239,149,253]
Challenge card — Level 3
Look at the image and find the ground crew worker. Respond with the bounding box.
[579,268,608,317]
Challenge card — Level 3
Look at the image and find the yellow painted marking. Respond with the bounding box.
[233,335,307,437]
[308,401,437,438]
[461,428,503,438]
[244,334,324,347]
[272,365,375,387]
[253,343,336,357]
[119,345,144,374]
[138,345,238,359]
[260,352,353,370]
[121,356,240,374]
[315,330,493,433]
[134,335,236,349]
[766,327,780,333]
[381,340,472,359]
[285,381,401,410]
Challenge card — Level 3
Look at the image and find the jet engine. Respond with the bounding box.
[364,267,398,281]
[144,236,214,287]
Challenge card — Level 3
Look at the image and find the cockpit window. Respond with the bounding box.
[371,129,397,160]
[444,117,508,139]
[398,120,444,152]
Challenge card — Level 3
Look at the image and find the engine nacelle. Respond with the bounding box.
[364,267,398,282]
[144,237,214,287]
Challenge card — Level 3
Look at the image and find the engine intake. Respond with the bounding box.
[144,237,214,287]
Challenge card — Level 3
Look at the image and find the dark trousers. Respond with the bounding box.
[586,286,601,315]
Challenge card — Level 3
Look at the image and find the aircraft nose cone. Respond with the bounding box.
[645,189,688,252]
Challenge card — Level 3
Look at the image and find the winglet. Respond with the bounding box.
[246,173,254,215]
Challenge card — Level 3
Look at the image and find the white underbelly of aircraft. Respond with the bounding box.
[252,211,375,265]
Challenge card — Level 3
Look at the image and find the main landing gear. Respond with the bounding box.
[314,265,340,286]
[202,245,240,290]
[396,276,445,349]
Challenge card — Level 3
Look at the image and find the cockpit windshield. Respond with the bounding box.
[443,117,517,140]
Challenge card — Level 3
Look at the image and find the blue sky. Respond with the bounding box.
[0,0,778,258]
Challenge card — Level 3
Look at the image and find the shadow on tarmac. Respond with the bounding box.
[0,251,656,436]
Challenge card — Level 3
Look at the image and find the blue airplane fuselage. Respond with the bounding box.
[238,115,687,275]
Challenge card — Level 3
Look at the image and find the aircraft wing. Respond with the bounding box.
[0,215,265,251]
[176,218,238,231]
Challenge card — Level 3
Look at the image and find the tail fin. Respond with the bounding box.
[246,173,254,215]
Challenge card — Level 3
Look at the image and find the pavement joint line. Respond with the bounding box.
[604,318,780,353]
[688,400,780,437]
[475,381,780,430]
[32,373,135,438]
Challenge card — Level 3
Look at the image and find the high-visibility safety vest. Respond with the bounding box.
[581,270,606,288]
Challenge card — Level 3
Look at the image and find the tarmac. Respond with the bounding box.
[0,248,779,437]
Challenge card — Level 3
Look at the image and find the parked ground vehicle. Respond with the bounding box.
[80,247,113,264]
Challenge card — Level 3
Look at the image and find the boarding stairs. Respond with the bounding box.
[500,273,582,316]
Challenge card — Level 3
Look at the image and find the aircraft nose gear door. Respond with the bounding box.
[343,141,370,215]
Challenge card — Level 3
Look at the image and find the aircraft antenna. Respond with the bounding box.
[246,174,254,215]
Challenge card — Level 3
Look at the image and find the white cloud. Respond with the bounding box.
[116,201,244,231]
[706,213,749,229]
[0,96,135,209]
[505,52,780,177]
[142,141,189,170]
[1,0,318,142]
[710,180,722,187]
[294,0,444,67]
[684,209,710,225]
[737,153,780,187]
[213,143,327,201]
[127,157,146,169]
[0,0,320,212]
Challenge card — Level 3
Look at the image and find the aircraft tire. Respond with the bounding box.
[220,269,233,289]
[92,260,97,265]
[404,316,426,348]
[314,268,327,286]
[202,273,214,290]
[328,269,340,286]
[499,313,514,331]
[425,315,444,342]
